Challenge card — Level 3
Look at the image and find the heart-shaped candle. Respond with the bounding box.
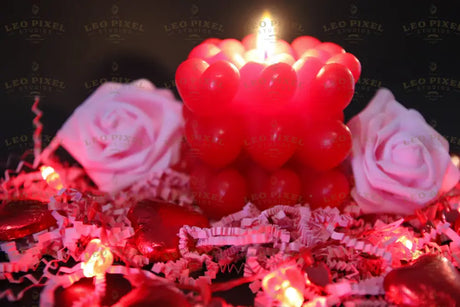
[176,12,360,171]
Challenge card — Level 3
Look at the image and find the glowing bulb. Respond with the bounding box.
[397,236,413,251]
[40,166,55,179]
[283,286,304,307]
[411,250,423,260]
[262,265,306,307]
[82,239,113,278]
[40,165,63,190]
[452,155,459,168]
[256,12,276,61]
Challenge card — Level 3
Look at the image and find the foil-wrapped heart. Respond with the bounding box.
[384,254,460,307]
[0,200,56,241]
[128,200,209,262]
[113,279,191,307]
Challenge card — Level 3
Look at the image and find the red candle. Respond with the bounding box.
[176,12,360,171]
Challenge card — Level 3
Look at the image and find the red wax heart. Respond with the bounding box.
[0,200,56,241]
[202,38,221,46]
[327,52,361,83]
[184,112,244,168]
[257,62,297,105]
[315,42,345,56]
[175,58,209,114]
[296,120,352,171]
[301,48,331,63]
[309,63,355,112]
[190,166,247,219]
[128,200,209,262]
[292,56,324,106]
[241,34,257,50]
[291,36,321,58]
[234,61,265,105]
[218,38,245,55]
[249,167,302,210]
[199,60,240,108]
[244,114,299,170]
[188,43,220,61]
[384,254,460,307]
[301,168,350,209]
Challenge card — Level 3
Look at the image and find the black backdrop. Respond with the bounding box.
[0,0,459,305]
[1,0,460,168]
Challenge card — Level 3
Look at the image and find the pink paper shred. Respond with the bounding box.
[31,96,43,169]
[0,152,460,306]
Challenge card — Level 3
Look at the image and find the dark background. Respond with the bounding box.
[0,1,459,305]
[1,0,460,169]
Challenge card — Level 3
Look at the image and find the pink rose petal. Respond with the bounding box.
[57,80,183,193]
[348,88,459,214]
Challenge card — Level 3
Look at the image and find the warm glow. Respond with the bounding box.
[82,239,113,278]
[262,266,305,307]
[411,250,423,260]
[283,286,304,307]
[256,12,276,61]
[40,166,55,179]
[40,165,63,190]
[304,296,327,307]
[397,236,413,250]
[452,155,459,168]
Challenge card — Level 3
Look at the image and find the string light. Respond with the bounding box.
[81,239,113,278]
[40,165,63,190]
[397,236,413,251]
[262,265,306,307]
[452,155,459,169]
[283,284,305,307]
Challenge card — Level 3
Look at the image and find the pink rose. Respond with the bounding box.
[56,79,183,193]
[348,88,459,215]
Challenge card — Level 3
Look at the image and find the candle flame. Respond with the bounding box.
[40,165,63,190]
[82,239,114,278]
[256,12,276,61]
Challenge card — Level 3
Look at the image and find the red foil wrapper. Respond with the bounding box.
[384,254,460,307]
[0,200,56,241]
[128,200,209,262]
[113,279,191,307]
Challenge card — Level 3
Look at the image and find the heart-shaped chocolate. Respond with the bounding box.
[128,200,209,262]
[384,254,460,307]
[305,263,332,287]
[0,200,56,241]
[113,279,191,307]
